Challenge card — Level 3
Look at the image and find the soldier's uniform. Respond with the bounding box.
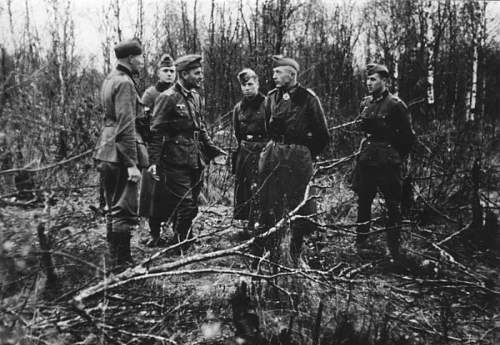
[138,54,175,246]
[94,39,149,265]
[232,92,267,226]
[149,54,223,249]
[256,56,330,262]
[353,64,415,259]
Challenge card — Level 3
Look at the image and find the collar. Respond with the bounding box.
[372,89,389,103]
[116,64,134,80]
[156,81,172,93]
[176,81,193,98]
[241,92,265,109]
[116,64,139,93]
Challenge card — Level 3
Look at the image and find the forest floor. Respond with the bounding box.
[0,169,499,345]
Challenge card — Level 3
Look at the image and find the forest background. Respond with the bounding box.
[0,0,499,344]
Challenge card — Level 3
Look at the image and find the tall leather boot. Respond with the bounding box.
[106,213,113,244]
[386,201,402,261]
[147,218,167,247]
[114,232,133,267]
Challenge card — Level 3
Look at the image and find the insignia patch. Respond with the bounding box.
[283,93,290,101]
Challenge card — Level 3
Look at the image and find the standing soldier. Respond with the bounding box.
[232,68,267,239]
[138,54,176,247]
[353,63,415,261]
[148,54,225,252]
[94,39,149,267]
[256,56,330,264]
[141,54,176,111]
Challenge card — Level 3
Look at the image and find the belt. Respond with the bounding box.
[244,133,265,142]
[170,130,200,140]
[273,134,308,146]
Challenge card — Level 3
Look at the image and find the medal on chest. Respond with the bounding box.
[282,92,290,101]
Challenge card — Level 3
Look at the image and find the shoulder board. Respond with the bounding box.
[306,88,318,97]
[389,94,407,107]
[267,88,278,96]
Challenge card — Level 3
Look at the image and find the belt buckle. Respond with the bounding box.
[193,131,199,141]
[246,134,254,140]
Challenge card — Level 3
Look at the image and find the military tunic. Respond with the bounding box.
[353,89,415,256]
[149,82,222,241]
[256,84,330,260]
[232,93,267,222]
[94,64,149,234]
[138,81,172,218]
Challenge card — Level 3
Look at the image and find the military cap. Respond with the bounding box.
[366,63,390,78]
[272,55,300,72]
[114,39,142,59]
[175,54,202,72]
[237,68,258,84]
[158,54,174,68]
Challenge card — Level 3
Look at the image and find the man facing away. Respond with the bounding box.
[94,38,149,267]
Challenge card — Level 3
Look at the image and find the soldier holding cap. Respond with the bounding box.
[148,54,226,252]
[138,53,176,247]
[94,38,149,267]
[232,68,267,239]
[254,55,330,264]
[352,63,415,260]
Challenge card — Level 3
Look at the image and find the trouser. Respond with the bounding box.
[253,142,316,263]
[355,162,402,254]
[97,161,138,234]
[152,165,203,243]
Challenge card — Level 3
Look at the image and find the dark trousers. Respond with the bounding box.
[152,166,203,241]
[254,142,316,262]
[355,162,402,250]
[98,162,138,234]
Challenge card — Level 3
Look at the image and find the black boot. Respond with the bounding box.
[114,232,134,267]
[106,214,113,244]
[147,218,167,247]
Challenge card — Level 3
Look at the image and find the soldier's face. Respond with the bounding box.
[366,73,386,95]
[273,67,293,88]
[129,54,144,73]
[182,67,203,89]
[240,79,259,98]
[158,67,176,84]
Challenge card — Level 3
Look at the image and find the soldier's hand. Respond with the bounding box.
[148,164,160,181]
[127,166,141,183]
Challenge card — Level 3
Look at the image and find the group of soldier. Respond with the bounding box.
[94,38,415,269]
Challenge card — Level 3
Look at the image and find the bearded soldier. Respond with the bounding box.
[148,54,225,252]
[94,39,149,267]
[255,56,330,264]
[352,63,415,261]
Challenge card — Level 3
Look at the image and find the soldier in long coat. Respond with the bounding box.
[352,63,415,260]
[255,56,330,263]
[232,68,267,239]
[148,54,225,252]
[94,39,149,266]
[138,54,176,247]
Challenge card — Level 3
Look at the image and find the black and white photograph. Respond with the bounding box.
[0,0,499,344]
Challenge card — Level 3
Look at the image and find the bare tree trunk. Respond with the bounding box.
[425,0,435,105]
[114,0,122,42]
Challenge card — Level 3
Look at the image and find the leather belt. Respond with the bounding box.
[244,134,265,142]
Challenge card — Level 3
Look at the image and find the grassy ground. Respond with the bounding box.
[0,167,499,345]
